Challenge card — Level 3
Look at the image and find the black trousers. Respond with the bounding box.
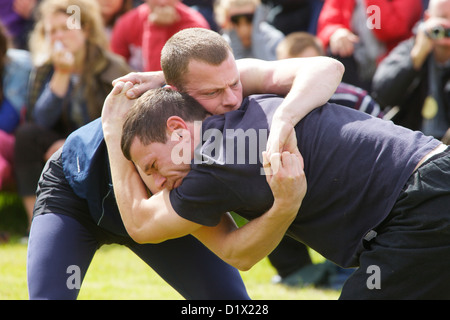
[340,149,450,299]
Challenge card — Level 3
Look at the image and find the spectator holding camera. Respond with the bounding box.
[318,0,422,91]
[372,0,450,143]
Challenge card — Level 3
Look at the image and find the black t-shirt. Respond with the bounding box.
[169,94,440,267]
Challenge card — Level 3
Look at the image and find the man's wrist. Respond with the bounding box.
[271,198,300,219]
[102,123,122,142]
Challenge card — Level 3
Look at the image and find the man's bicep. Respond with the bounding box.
[236,58,271,97]
[191,213,238,258]
[161,190,205,237]
[133,190,202,243]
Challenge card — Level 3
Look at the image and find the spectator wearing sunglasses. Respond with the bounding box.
[215,0,284,60]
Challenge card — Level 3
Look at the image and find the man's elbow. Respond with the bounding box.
[236,262,254,272]
[218,242,262,271]
[317,57,345,104]
[327,57,345,81]
[127,227,165,245]
[226,256,258,272]
[336,60,345,79]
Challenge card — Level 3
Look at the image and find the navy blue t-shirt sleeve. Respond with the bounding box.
[169,169,242,227]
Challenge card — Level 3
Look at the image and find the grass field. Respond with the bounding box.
[0,193,340,300]
[0,242,339,300]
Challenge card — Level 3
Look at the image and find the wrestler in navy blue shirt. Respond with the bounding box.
[28,117,250,300]
[169,95,440,268]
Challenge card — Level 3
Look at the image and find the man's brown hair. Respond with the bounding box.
[276,31,324,59]
[161,28,233,91]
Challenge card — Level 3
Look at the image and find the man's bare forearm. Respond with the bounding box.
[275,57,344,126]
[193,201,298,271]
[237,56,344,121]
[237,57,344,155]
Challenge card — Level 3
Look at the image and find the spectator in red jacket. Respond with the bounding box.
[110,0,210,71]
[317,0,423,90]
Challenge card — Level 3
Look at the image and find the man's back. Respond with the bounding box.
[170,94,440,267]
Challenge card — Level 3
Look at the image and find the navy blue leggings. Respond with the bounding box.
[27,213,250,300]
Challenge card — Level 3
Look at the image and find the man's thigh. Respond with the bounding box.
[341,153,450,299]
[27,214,99,300]
[340,244,450,299]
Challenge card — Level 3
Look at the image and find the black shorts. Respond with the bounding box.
[34,148,134,246]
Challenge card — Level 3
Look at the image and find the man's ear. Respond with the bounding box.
[166,116,188,139]
[163,84,178,91]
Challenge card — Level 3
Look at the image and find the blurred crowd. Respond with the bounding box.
[2,0,450,290]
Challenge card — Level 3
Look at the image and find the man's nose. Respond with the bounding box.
[152,173,167,191]
[222,87,239,108]
[144,174,163,194]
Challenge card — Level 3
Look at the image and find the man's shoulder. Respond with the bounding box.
[240,94,283,109]
[308,102,372,118]
[201,94,284,132]
[62,119,105,174]
[64,118,104,146]
[242,94,284,117]
[61,118,109,197]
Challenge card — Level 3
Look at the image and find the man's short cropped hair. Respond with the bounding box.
[161,28,233,91]
[121,87,208,161]
[276,31,324,59]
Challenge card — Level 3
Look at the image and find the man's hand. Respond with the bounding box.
[102,81,136,140]
[112,71,166,99]
[266,115,302,160]
[263,150,306,217]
